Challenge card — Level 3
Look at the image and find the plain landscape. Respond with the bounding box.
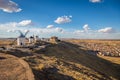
[0,0,120,80]
[0,38,120,80]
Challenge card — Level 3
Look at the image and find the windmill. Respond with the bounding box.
[33,35,39,43]
[11,30,29,46]
[29,35,39,43]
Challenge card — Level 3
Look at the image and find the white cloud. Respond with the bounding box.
[55,27,63,32]
[0,20,32,29]
[7,29,15,32]
[0,0,22,13]
[1,21,119,39]
[73,24,91,34]
[98,27,115,33]
[46,25,63,33]
[74,24,116,35]
[27,27,64,34]
[83,24,90,32]
[54,15,72,24]
[46,25,54,29]
[89,0,102,3]
[74,30,84,34]
[0,22,17,30]
[18,20,32,26]
[0,21,64,35]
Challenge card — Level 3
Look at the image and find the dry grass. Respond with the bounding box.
[1,39,120,80]
[0,40,12,45]
[65,39,120,45]
[65,39,120,56]
[32,42,120,80]
[98,56,120,65]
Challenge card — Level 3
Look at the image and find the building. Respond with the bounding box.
[12,30,29,46]
[17,35,26,46]
[29,36,34,43]
[49,36,60,44]
[34,35,38,43]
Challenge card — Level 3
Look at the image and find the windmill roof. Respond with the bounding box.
[18,34,25,38]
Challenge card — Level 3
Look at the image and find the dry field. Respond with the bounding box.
[0,39,120,80]
[0,39,12,46]
[65,39,120,56]
[98,56,120,65]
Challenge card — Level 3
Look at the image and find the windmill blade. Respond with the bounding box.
[11,38,17,45]
[24,30,29,36]
[17,30,24,37]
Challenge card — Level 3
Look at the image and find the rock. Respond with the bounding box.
[0,53,35,80]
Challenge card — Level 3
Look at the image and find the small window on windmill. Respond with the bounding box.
[20,42,23,45]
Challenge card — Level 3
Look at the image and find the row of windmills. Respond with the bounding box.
[29,35,38,44]
[11,30,38,46]
[9,30,60,47]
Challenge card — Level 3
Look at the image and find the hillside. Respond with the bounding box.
[26,41,120,80]
[1,41,120,80]
[65,39,120,56]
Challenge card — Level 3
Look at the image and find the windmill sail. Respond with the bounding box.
[9,30,30,46]
[11,38,17,45]
[24,30,29,36]
[17,30,25,37]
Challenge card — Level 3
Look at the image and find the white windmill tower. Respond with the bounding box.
[29,35,39,43]
[17,30,29,46]
[29,36,34,43]
[34,35,39,43]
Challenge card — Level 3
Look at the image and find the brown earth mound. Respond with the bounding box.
[0,53,34,80]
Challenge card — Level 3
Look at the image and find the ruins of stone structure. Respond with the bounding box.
[49,36,60,44]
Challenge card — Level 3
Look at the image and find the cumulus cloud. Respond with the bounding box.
[0,20,33,29]
[83,24,90,32]
[46,25,63,33]
[0,20,64,36]
[73,30,84,34]
[46,25,54,29]
[0,0,22,13]
[46,25,64,33]
[74,24,116,34]
[73,24,91,34]
[28,27,63,34]
[55,27,63,32]
[89,0,102,3]
[54,15,72,24]
[18,20,32,26]
[0,22,17,30]
[98,27,115,33]
[7,29,15,32]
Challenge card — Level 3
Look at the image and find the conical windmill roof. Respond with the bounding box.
[18,34,25,38]
[18,30,26,38]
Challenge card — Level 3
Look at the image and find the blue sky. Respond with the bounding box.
[0,0,120,39]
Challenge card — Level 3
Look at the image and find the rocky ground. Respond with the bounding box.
[66,40,120,57]
[0,53,34,80]
[0,40,120,80]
